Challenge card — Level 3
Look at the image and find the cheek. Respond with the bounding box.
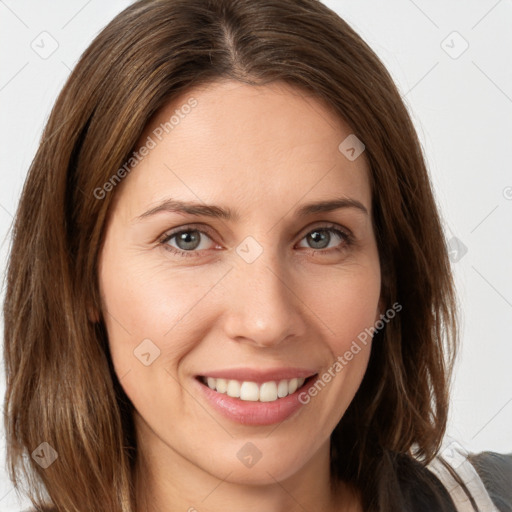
[300,263,380,413]
[98,241,230,370]
[308,265,381,353]
[290,266,380,440]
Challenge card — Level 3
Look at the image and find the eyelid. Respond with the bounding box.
[297,221,353,240]
[159,223,217,242]
[159,221,354,259]
[160,222,352,245]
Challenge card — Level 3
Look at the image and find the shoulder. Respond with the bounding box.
[426,437,512,512]
[469,451,512,512]
[393,452,459,511]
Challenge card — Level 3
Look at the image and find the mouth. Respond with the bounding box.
[196,373,318,403]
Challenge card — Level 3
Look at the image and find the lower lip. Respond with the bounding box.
[194,376,317,426]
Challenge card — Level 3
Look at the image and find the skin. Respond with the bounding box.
[97,79,382,512]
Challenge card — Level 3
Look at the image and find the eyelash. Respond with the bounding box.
[159,223,354,258]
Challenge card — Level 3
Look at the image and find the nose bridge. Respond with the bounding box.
[221,237,305,346]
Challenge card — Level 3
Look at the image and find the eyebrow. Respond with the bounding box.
[135,196,368,222]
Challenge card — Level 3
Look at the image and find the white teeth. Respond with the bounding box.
[203,376,307,402]
[216,378,227,393]
[277,380,289,398]
[240,381,259,401]
[226,379,241,398]
[259,381,278,402]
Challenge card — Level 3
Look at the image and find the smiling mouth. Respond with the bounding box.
[196,374,317,403]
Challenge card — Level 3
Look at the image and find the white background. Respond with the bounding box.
[1,1,511,510]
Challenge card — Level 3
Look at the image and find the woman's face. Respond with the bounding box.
[98,79,381,486]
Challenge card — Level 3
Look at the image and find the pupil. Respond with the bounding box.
[309,230,329,249]
[177,231,199,250]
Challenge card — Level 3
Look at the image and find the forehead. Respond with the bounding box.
[115,79,371,219]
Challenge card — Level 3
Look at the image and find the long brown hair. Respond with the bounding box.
[3,0,460,510]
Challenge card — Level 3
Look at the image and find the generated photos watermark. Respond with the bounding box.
[298,301,402,404]
[93,97,198,200]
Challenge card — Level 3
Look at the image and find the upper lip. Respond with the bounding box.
[197,367,318,384]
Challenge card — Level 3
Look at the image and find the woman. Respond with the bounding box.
[3,0,511,511]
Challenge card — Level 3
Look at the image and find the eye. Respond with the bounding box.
[159,223,353,258]
[160,227,217,257]
[296,224,353,254]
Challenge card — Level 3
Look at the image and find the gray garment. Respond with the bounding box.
[470,452,512,512]
[427,436,512,512]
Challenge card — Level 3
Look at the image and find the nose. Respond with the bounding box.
[221,247,307,348]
